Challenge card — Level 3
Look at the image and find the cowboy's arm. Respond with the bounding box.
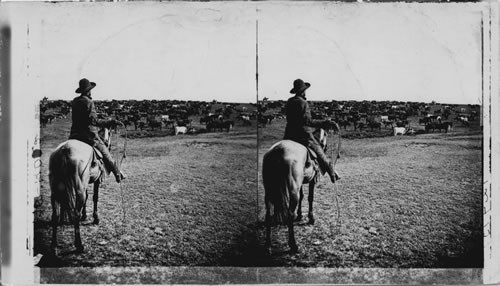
[302,100,327,127]
[303,101,339,132]
[88,100,115,128]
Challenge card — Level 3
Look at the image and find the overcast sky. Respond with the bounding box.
[6,2,486,104]
[259,3,483,105]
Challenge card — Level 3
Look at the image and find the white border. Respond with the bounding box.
[0,1,498,284]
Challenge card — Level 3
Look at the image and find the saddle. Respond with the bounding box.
[303,148,323,183]
[88,147,109,182]
[304,132,329,182]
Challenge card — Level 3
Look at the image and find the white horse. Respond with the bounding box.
[262,128,330,254]
[49,128,111,254]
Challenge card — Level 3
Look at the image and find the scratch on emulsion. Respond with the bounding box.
[26,24,30,76]
[78,13,177,75]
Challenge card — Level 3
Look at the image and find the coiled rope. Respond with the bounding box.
[117,125,128,230]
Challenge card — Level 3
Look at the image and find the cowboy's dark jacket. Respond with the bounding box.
[69,94,108,145]
[284,94,325,146]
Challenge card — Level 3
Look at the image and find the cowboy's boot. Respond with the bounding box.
[310,142,340,183]
[326,161,340,183]
[111,162,126,183]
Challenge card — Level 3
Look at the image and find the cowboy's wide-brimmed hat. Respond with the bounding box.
[75,78,96,94]
[290,78,311,94]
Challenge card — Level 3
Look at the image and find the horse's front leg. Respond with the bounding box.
[92,181,100,225]
[296,186,304,222]
[308,182,315,225]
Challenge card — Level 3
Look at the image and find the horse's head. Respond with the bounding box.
[98,127,112,148]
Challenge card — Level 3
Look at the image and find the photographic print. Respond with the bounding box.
[0,0,498,285]
[30,2,259,268]
[255,2,484,268]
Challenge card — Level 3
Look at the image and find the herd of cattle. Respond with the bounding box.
[259,99,479,136]
[40,99,258,134]
[40,98,480,136]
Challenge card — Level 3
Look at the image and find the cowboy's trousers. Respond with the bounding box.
[308,141,335,179]
[93,137,121,176]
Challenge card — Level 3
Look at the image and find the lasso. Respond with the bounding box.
[329,120,342,229]
[117,124,128,231]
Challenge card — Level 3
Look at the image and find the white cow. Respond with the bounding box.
[174,126,187,135]
[393,127,406,136]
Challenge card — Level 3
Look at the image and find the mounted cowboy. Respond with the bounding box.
[284,78,340,183]
[69,78,126,183]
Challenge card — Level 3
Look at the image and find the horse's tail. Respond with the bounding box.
[263,148,293,225]
[49,145,82,223]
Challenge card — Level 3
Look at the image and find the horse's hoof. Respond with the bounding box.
[290,245,299,254]
[92,218,99,225]
[75,245,84,253]
[308,217,315,225]
[81,215,87,222]
[295,215,303,222]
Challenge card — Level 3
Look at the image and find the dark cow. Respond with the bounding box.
[382,120,394,129]
[425,121,453,133]
[258,114,274,127]
[338,120,351,130]
[148,119,162,131]
[395,120,409,128]
[419,117,432,125]
[176,118,192,127]
[206,120,233,132]
[355,122,365,131]
[367,121,381,131]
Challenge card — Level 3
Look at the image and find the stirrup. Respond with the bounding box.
[329,170,340,183]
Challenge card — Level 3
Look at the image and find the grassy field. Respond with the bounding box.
[35,118,258,266]
[35,115,483,268]
[250,118,483,267]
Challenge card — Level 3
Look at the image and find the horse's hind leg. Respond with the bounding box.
[74,219,83,253]
[74,192,86,253]
[296,186,304,222]
[74,208,84,253]
[288,218,298,253]
[50,198,61,255]
[288,192,299,253]
[308,182,315,225]
[264,201,272,255]
[92,181,100,225]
